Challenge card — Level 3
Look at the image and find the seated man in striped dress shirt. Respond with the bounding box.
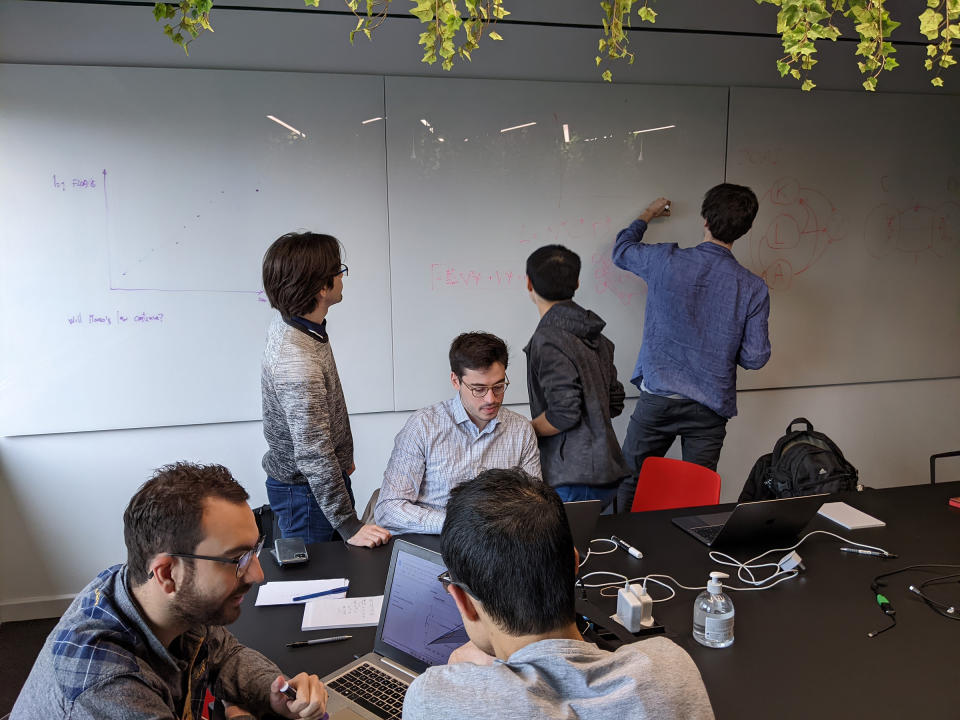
[374,332,542,535]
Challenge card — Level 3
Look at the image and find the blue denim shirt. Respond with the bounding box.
[612,219,771,418]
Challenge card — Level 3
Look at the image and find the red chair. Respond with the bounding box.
[630,457,721,513]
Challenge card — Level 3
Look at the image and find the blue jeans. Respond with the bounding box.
[555,483,618,512]
[617,392,727,512]
[266,474,355,544]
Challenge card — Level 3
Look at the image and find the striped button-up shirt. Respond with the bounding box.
[374,394,541,534]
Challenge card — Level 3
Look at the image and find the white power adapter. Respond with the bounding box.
[611,582,654,632]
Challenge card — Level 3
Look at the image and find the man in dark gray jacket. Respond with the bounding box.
[523,245,631,508]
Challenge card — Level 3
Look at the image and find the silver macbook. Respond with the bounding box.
[319,540,463,720]
[672,494,828,547]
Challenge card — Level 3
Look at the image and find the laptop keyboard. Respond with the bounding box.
[328,662,408,720]
[691,525,723,544]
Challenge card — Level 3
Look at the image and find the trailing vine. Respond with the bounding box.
[151,1,957,89]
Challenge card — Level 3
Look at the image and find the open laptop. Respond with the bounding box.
[563,499,603,557]
[672,494,828,547]
[319,540,463,720]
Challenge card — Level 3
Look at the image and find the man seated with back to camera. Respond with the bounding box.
[402,467,714,720]
[374,332,541,535]
[11,462,327,720]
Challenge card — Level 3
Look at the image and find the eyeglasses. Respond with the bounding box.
[437,570,478,599]
[333,264,349,278]
[153,535,265,579]
[459,375,510,399]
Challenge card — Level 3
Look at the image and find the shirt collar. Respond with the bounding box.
[295,315,328,336]
[449,391,501,435]
[697,240,735,257]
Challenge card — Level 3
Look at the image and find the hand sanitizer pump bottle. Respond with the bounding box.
[693,571,734,648]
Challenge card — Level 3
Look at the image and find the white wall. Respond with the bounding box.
[1,0,958,621]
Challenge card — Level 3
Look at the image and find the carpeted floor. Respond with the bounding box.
[0,617,59,716]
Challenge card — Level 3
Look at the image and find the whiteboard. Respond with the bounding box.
[727,87,960,389]
[0,65,392,435]
[385,77,728,409]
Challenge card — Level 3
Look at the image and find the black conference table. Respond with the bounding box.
[231,482,960,719]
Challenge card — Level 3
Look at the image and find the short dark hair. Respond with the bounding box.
[262,232,342,318]
[526,245,581,301]
[700,183,759,244]
[448,332,508,377]
[440,468,576,635]
[123,462,249,586]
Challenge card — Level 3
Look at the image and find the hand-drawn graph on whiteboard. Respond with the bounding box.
[0,65,392,435]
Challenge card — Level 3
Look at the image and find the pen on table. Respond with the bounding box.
[286,634,353,648]
[840,547,896,558]
[278,679,329,720]
[610,535,643,559]
[291,586,349,602]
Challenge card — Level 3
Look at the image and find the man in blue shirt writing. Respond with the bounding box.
[612,184,771,510]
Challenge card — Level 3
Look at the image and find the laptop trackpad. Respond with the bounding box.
[327,703,370,720]
[693,511,731,527]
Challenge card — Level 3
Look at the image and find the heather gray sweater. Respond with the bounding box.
[403,637,714,720]
[261,315,362,538]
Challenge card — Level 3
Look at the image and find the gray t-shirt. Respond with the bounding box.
[403,637,714,720]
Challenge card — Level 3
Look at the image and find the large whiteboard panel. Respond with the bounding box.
[0,65,392,435]
[728,87,960,388]
[386,77,728,409]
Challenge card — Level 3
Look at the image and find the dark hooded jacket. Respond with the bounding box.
[524,301,630,489]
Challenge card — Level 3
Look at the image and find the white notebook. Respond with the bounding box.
[817,502,885,530]
[301,595,384,631]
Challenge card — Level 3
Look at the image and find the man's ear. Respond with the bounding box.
[450,371,460,390]
[526,277,533,292]
[148,555,179,596]
[448,584,480,623]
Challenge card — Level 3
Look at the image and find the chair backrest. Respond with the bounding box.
[930,451,960,485]
[630,457,722,513]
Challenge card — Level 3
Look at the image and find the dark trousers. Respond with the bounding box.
[266,472,356,543]
[617,392,728,512]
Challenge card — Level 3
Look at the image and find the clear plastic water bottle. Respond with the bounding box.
[693,571,734,648]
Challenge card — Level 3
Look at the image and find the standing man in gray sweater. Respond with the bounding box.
[403,468,714,720]
[261,232,390,546]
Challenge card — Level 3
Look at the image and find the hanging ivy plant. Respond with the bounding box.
[151,0,957,90]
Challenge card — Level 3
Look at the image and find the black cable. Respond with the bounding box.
[868,564,960,637]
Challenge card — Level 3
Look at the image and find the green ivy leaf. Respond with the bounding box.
[801,79,816,91]
[488,31,503,40]
[931,76,945,86]
[601,69,613,82]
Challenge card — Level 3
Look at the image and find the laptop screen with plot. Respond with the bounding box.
[375,542,465,671]
[320,540,462,720]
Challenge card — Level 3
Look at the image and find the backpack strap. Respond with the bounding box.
[786,417,814,434]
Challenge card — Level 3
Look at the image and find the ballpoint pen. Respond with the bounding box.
[286,635,353,648]
[291,586,350,602]
[840,547,896,558]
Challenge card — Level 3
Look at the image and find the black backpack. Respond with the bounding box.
[739,418,859,502]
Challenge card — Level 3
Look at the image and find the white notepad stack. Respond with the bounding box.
[301,595,384,631]
[817,502,885,530]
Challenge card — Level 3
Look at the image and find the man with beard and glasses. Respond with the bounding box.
[11,462,328,720]
[374,332,541,535]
